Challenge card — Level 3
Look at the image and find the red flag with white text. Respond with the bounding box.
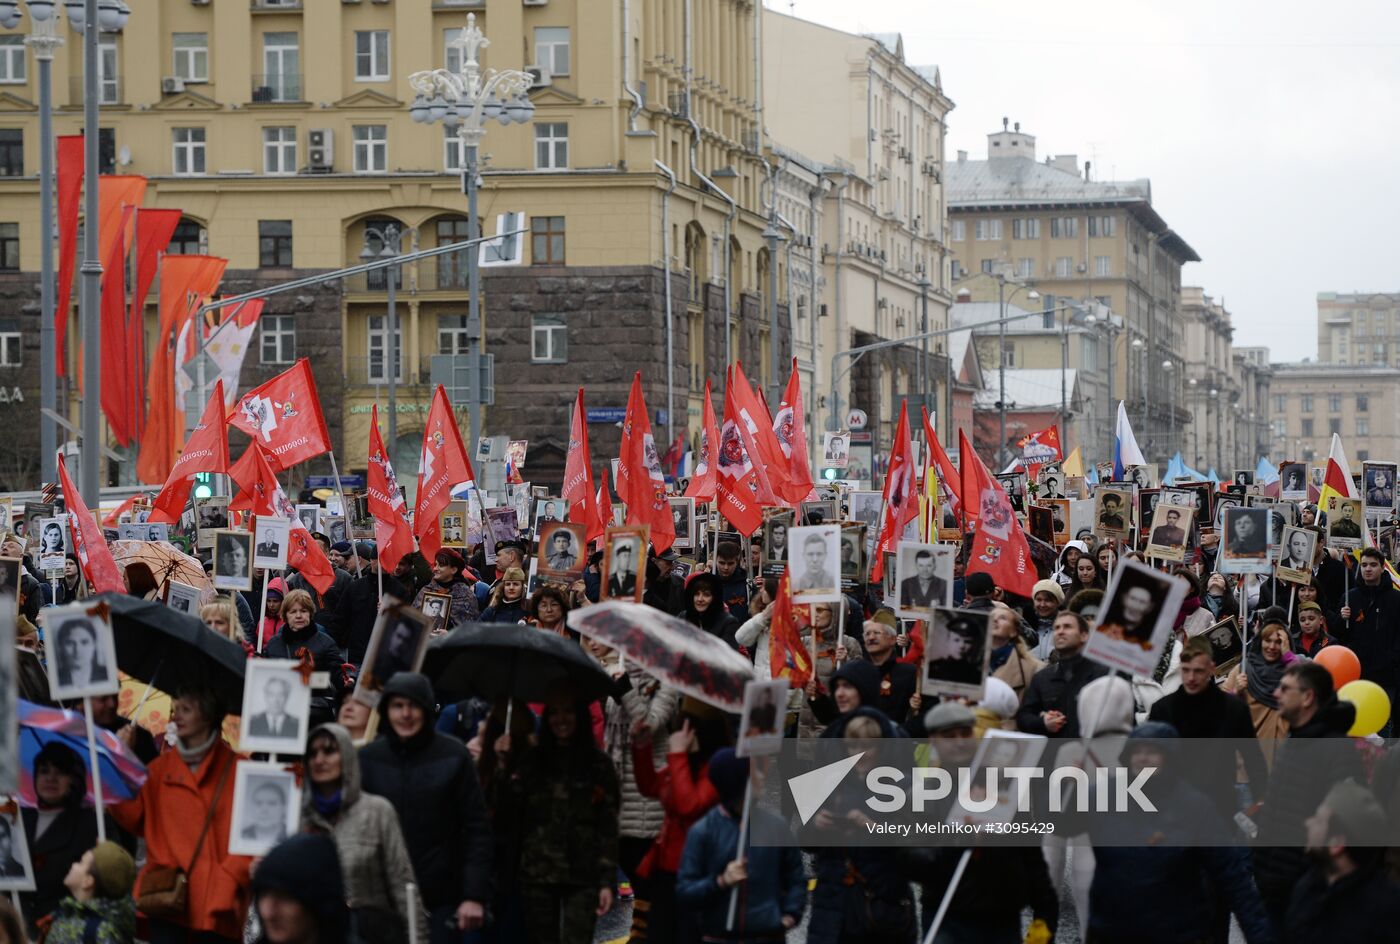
[56,455,124,594]
[684,380,721,503]
[960,428,1037,597]
[774,358,814,504]
[368,403,414,574]
[227,359,332,472]
[562,388,599,542]
[716,368,765,536]
[1016,424,1063,484]
[265,481,335,595]
[415,385,475,562]
[617,373,675,552]
[922,406,961,521]
[228,441,279,516]
[869,401,918,583]
[730,362,782,506]
[148,381,229,524]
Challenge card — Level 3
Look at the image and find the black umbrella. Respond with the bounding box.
[94,592,248,710]
[422,621,614,705]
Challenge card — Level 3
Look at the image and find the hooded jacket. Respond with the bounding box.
[606,668,680,839]
[1334,578,1400,690]
[1054,540,1090,587]
[252,833,354,944]
[357,673,494,909]
[302,724,427,943]
[38,895,136,944]
[683,572,742,651]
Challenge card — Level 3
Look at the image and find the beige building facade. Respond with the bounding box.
[1270,363,1400,465]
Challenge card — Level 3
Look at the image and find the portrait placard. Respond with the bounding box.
[894,542,953,619]
[1326,496,1365,550]
[1276,526,1318,585]
[838,522,867,592]
[1191,616,1243,676]
[920,607,992,700]
[537,521,586,585]
[166,580,203,615]
[37,515,68,572]
[211,530,254,591]
[1093,488,1132,539]
[736,679,789,759]
[1144,503,1189,562]
[354,599,435,707]
[1084,560,1188,676]
[761,510,795,577]
[419,591,453,634]
[44,601,119,700]
[1219,506,1272,575]
[788,524,841,604]
[0,802,35,891]
[228,762,301,857]
[1279,462,1308,500]
[602,526,649,603]
[1364,461,1398,515]
[252,517,291,572]
[239,659,313,756]
[669,497,695,550]
[821,432,850,469]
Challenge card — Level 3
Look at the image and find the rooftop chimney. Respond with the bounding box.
[957,149,968,163]
[988,120,1035,162]
[1049,153,1078,175]
[1084,160,1091,180]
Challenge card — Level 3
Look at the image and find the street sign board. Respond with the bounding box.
[847,409,868,430]
[586,408,627,424]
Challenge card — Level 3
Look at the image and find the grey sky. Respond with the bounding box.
[781,0,1396,363]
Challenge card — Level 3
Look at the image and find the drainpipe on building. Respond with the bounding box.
[621,0,644,131]
[656,160,677,444]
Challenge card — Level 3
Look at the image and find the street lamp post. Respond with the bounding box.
[918,271,932,420]
[995,274,1038,466]
[409,12,533,450]
[360,223,401,448]
[1162,360,1175,455]
[0,0,62,481]
[762,219,785,407]
[1209,387,1221,471]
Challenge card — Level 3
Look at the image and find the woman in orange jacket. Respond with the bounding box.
[111,686,252,944]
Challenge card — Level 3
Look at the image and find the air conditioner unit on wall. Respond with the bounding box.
[161,77,185,94]
[308,128,333,171]
[526,66,552,88]
[523,0,548,6]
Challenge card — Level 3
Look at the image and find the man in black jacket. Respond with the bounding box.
[1253,660,1363,930]
[1016,610,1109,739]
[641,548,685,615]
[1335,546,1400,731]
[330,545,409,666]
[1149,637,1269,820]
[858,619,918,726]
[359,672,493,943]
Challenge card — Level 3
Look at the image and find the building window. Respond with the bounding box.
[443,125,463,171]
[1357,418,1370,437]
[352,125,387,173]
[981,259,994,275]
[444,27,468,74]
[534,122,568,170]
[1272,419,1287,438]
[533,27,570,77]
[435,217,471,288]
[950,220,964,242]
[258,220,292,267]
[169,218,204,254]
[1328,394,1341,412]
[354,30,390,81]
[1272,394,1286,413]
[1301,394,1313,413]
[172,33,208,83]
[0,319,18,366]
[0,130,20,177]
[1015,258,1033,278]
[438,315,471,354]
[1094,255,1111,277]
[1055,257,1071,277]
[1301,418,1314,437]
[97,128,116,174]
[99,41,118,103]
[1002,344,1015,367]
[1088,215,1115,237]
[531,215,565,264]
[367,314,403,383]
[949,260,962,279]
[1051,217,1077,238]
[0,36,24,84]
[0,223,16,270]
[261,32,300,102]
[974,219,1002,241]
[1329,418,1341,436]
[262,126,296,175]
[172,127,206,176]
[260,314,296,365]
[1359,449,1371,462]
[1357,393,1369,412]
[531,313,567,363]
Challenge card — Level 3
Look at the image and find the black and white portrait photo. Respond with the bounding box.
[1327,496,1365,550]
[37,516,68,572]
[118,522,169,543]
[1126,465,1156,490]
[0,807,35,891]
[1145,503,1188,562]
[799,499,838,526]
[1197,617,1242,674]
[1233,470,1254,487]
[602,526,648,603]
[995,473,1025,515]
[295,504,320,535]
[419,591,452,633]
[538,521,586,582]
[22,501,52,555]
[921,607,992,700]
[1280,462,1308,500]
[1085,560,1188,676]
[252,517,291,572]
[355,602,435,706]
[839,523,867,590]
[44,603,119,700]
[762,511,794,577]
[895,542,953,618]
[1220,506,1272,574]
[1038,465,1064,499]
[533,497,568,534]
[212,530,254,591]
[166,581,202,615]
[1364,462,1397,513]
[228,762,301,857]
[789,524,841,604]
[737,679,789,759]
[669,498,695,550]
[822,432,850,468]
[1094,488,1132,538]
[324,516,349,546]
[1213,496,1242,533]
[848,491,883,529]
[196,497,230,549]
[1277,526,1318,585]
[239,659,313,755]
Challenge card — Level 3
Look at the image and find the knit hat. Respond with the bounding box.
[330,541,353,556]
[89,840,136,899]
[1127,720,1180,763]
[1299,601,1322,614]
[353,541,377,561]
[1032,579,1065,605]
[923,702,976,734]
[1321,779,1388,843]
[252,834,349,942]
[965,572,995,597]
[706,747,750,805]
[978,677,1019,722]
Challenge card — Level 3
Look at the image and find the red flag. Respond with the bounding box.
[56,455,124,594]
[228,442,279,516]
[594,473,615,546]
[616,373,675,552]
[562,388,599,542]
[99,205,135,445]
[101,494,143,528]
[415,385,475,562]
[227,359,332,471]
[148,381,229,525]
[869,401,918,583]
[684,380,721,503]
[264,481,335,595]
[716,367,765,536]
[729,362,782,506]
[768,572,814,687]
[368,404,414,574]
[774,358,814,504]
[960,428,1037,598]
[128,208,183,430]
[54,136,83,376]
[1016,424,1063,484]
[922,407,962,527]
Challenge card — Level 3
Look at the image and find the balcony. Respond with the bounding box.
[345,355,436,389]
[250,74,303,104]
[69,76,122,107]
[343,267,404,295]
[342,256,472,295]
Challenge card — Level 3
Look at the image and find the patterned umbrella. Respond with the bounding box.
[109,540,212,600]
[567,601,754,712]
[15,700,148,807]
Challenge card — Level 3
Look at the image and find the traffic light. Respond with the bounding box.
[193,472,214,500]
[821,466,840,482]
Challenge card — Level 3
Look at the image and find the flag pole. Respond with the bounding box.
[81,696,107,843]
[328,452,362,578]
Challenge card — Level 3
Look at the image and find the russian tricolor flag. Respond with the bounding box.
[1112,401,1146,480]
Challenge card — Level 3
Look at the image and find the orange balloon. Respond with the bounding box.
[1316,645,1361,689]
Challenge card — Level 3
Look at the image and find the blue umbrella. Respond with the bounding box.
[15,700,148,808]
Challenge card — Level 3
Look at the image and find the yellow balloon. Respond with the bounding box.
[1339,680,1391,737]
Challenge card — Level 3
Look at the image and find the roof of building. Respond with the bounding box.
[973,369,1080,410]
[864,32,904,57]
[948,154,1200,263]
[1271,362,1400,376]
[952,300,1099,336]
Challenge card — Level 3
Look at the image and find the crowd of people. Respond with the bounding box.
[3,473,1400,944]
